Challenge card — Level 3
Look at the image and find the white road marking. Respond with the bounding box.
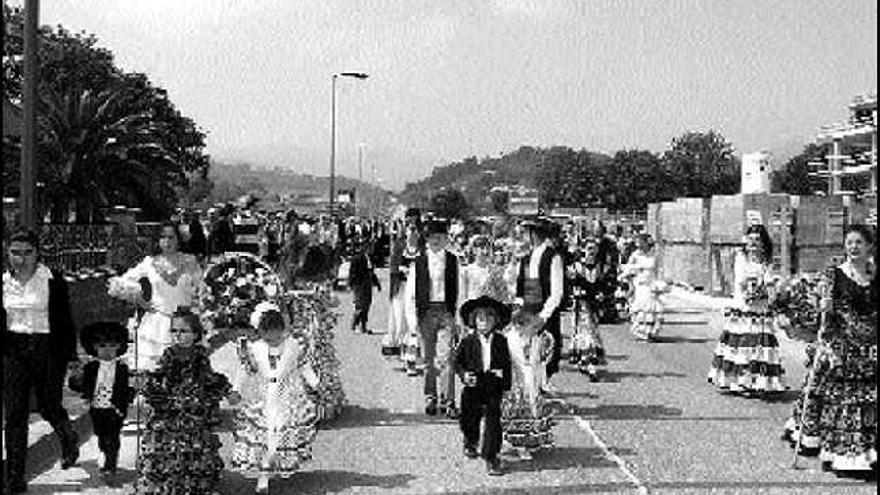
[574,415,649,495]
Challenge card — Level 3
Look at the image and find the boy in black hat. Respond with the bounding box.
[454,296,512,476]
[71,321,136,476]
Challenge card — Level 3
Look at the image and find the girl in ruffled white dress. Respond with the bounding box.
[108,222,202,372]
[457,236,496,324]
[229,301,319,494]
[621,235,664,341]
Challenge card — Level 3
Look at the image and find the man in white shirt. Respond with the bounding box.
[404,219,460,416]
[512,218,565,393]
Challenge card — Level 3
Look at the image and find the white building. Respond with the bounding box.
[741,151,772,194]
[813,93,877,196]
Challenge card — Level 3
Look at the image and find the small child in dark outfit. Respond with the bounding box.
[70,321,135,477]
[453,295,512,476]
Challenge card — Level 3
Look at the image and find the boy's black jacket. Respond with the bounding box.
[453,332,512,397]
[69,360,136,414]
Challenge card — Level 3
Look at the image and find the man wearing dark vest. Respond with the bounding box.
[404,218,460,417]
[515,218,565,393]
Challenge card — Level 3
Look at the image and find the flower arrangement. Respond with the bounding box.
[287,288,346,423]
[199,253,282,338]
[770,272,828,342]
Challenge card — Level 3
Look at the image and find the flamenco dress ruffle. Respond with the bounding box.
[630,283,664,341]
[231,386,318,476]
[570,299,606,370]
[784,302,877,472]
[707,304,786,394]
[501,387,555,450]
[137,345,231,495]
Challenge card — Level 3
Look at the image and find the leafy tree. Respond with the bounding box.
[607,149,667,209]
[3,5,119,101]
[3,7,209,222]
[771,143,827,195]
[660,131,740,198]
[428,188,469,219]
[536,147,588,208]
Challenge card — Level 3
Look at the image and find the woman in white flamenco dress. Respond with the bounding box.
[621,234,664,341]
[108,223,202,372]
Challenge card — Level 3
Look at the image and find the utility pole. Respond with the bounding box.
[358,143,365,182]
[20,0,40,229]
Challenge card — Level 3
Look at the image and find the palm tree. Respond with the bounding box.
[37,74,201,222]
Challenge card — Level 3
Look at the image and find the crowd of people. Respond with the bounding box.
[2,201,876,493]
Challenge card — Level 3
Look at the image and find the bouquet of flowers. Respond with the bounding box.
[770,272,827,342]
[200,253,283,339]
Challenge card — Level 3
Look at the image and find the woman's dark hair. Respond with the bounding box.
[154,220,183,255]
[258,309,286,333]
[843,224,875,244]
[171,306,204,342]
[8,229,41,259]
[181,218,207,256]
[744,224,773,264]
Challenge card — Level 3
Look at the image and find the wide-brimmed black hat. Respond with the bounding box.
[404,207,422,218]
[459,296,512,330]
[80,321,129,357]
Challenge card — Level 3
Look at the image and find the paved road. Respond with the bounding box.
[22,270,877,494]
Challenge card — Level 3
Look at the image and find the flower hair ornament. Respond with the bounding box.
[250,300,282,330]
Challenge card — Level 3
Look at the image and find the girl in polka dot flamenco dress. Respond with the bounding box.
[228,301,320,494]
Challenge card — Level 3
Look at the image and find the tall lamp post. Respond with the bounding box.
[329,72,369,214]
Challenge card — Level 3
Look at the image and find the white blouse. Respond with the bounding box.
[2,264,53,335]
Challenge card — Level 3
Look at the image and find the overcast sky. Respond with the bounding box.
[31,0,878,189]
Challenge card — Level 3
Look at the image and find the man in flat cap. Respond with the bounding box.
[404,218,461,417]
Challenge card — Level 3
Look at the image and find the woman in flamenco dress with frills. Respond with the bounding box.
[783,225,877,474]
[108,222,202,372]
[707,224,786,396]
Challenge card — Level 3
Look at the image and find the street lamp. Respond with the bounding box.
[329,72,369,214]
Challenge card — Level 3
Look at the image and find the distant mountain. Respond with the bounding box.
[206,160,393,214]
[211,144,444,192]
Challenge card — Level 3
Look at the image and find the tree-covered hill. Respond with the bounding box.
[399,132,744,217]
